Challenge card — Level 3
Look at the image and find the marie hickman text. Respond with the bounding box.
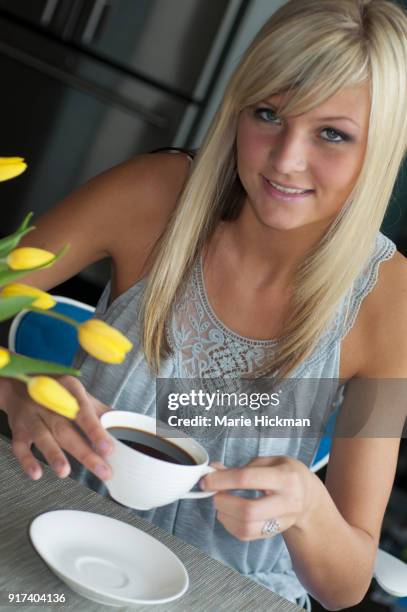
[164,390,311,429]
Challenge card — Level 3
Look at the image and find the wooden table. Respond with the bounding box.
[0,436,302,611]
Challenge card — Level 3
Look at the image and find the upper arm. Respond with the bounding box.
[325,252,407,543]
[16,151,191,291]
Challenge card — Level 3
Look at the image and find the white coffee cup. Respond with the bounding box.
[100,411,216,510]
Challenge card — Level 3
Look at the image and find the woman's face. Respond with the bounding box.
[236,83,370,232]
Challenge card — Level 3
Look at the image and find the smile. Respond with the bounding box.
[264,177,312,194]
[261,175,315,201]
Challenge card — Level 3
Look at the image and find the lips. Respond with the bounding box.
[264,176,313,194]
[261,175,314,201]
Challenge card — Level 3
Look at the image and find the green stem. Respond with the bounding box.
[28,306,80,329]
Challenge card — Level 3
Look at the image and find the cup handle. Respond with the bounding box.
[181,465,217,499]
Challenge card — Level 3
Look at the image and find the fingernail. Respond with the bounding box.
[52,459,66,473]
[95,464,110,479]
[28,465,41,480]
[199,478,207,490]
[97,439,112,455]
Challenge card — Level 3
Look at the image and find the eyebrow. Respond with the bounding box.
[317,116,360,128]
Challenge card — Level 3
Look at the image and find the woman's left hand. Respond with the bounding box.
[200,456,318,541]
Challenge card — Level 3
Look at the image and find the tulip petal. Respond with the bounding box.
[1,283,56,309]
[0,157,25,164]
[0,348,10,368]
[27,376,79,419]
[0,243,69,285]
[78,318,133,364]
[82,319,133,351]
[6,247,55,270]
[0,157,27,182]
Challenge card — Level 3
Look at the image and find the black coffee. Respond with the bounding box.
[107,426,197,466]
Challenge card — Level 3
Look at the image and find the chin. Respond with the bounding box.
[252,203,311,231]
[261,218,308,231]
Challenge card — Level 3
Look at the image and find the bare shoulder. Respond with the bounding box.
[18,151,191,291]
[97,151,191,256]
[68,153,190,258]
[356,249,407,376]
[105,151,192,289]
[106,150,191,221]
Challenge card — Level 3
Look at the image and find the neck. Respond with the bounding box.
[213,202,331,291]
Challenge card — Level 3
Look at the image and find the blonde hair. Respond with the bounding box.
[142,0,407,379]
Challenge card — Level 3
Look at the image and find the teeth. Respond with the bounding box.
[267,178,309,194]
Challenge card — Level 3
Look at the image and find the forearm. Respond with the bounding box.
[283,472,377,610]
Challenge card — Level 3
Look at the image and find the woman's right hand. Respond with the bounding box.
[2,375,113,481]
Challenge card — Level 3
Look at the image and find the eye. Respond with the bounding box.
[253,107,282,124]
[321,128,350,143]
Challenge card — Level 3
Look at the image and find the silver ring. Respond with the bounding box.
[261,518,280,537]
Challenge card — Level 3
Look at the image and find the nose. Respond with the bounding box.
[269,128,308,175]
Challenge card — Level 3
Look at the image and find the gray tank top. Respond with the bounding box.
[71,231,396,604]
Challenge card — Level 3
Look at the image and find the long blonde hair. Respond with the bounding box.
[142,0,407,378]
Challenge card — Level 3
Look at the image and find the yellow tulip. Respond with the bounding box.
[1,283,56,309]
[0,157,27,182]
[6,247,55,270]
[0,348,10,368]
[78,318,133,364]
[27,376,79,419]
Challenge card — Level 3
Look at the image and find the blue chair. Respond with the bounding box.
[310,409,337,473]
[8,295,95,365]
[8,301,407,609]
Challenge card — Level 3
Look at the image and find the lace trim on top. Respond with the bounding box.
[342,234,396,336]
[196,253,280,347]
[167,233,397,380]
[167,257,278,380]
[294,232,397,374]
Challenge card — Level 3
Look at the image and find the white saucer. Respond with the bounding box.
[29,510,189,607]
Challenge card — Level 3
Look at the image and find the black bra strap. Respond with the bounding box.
[150,147,196,161]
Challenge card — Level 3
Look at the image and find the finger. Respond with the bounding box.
[11,393,75,479]
[210,461,227,470]
[91,396,111,419]
[200,461,227,490]
[214,490,293,523]
[28,416,71,478]
[75,396,113,457]
[247,456,284,468]
[201,465,284,493]
[217,510,292,542]
[11,429,43,480]
[49,415,112,480]
[57,377,113,457]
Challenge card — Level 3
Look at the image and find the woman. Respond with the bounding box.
[2,0,407,608]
